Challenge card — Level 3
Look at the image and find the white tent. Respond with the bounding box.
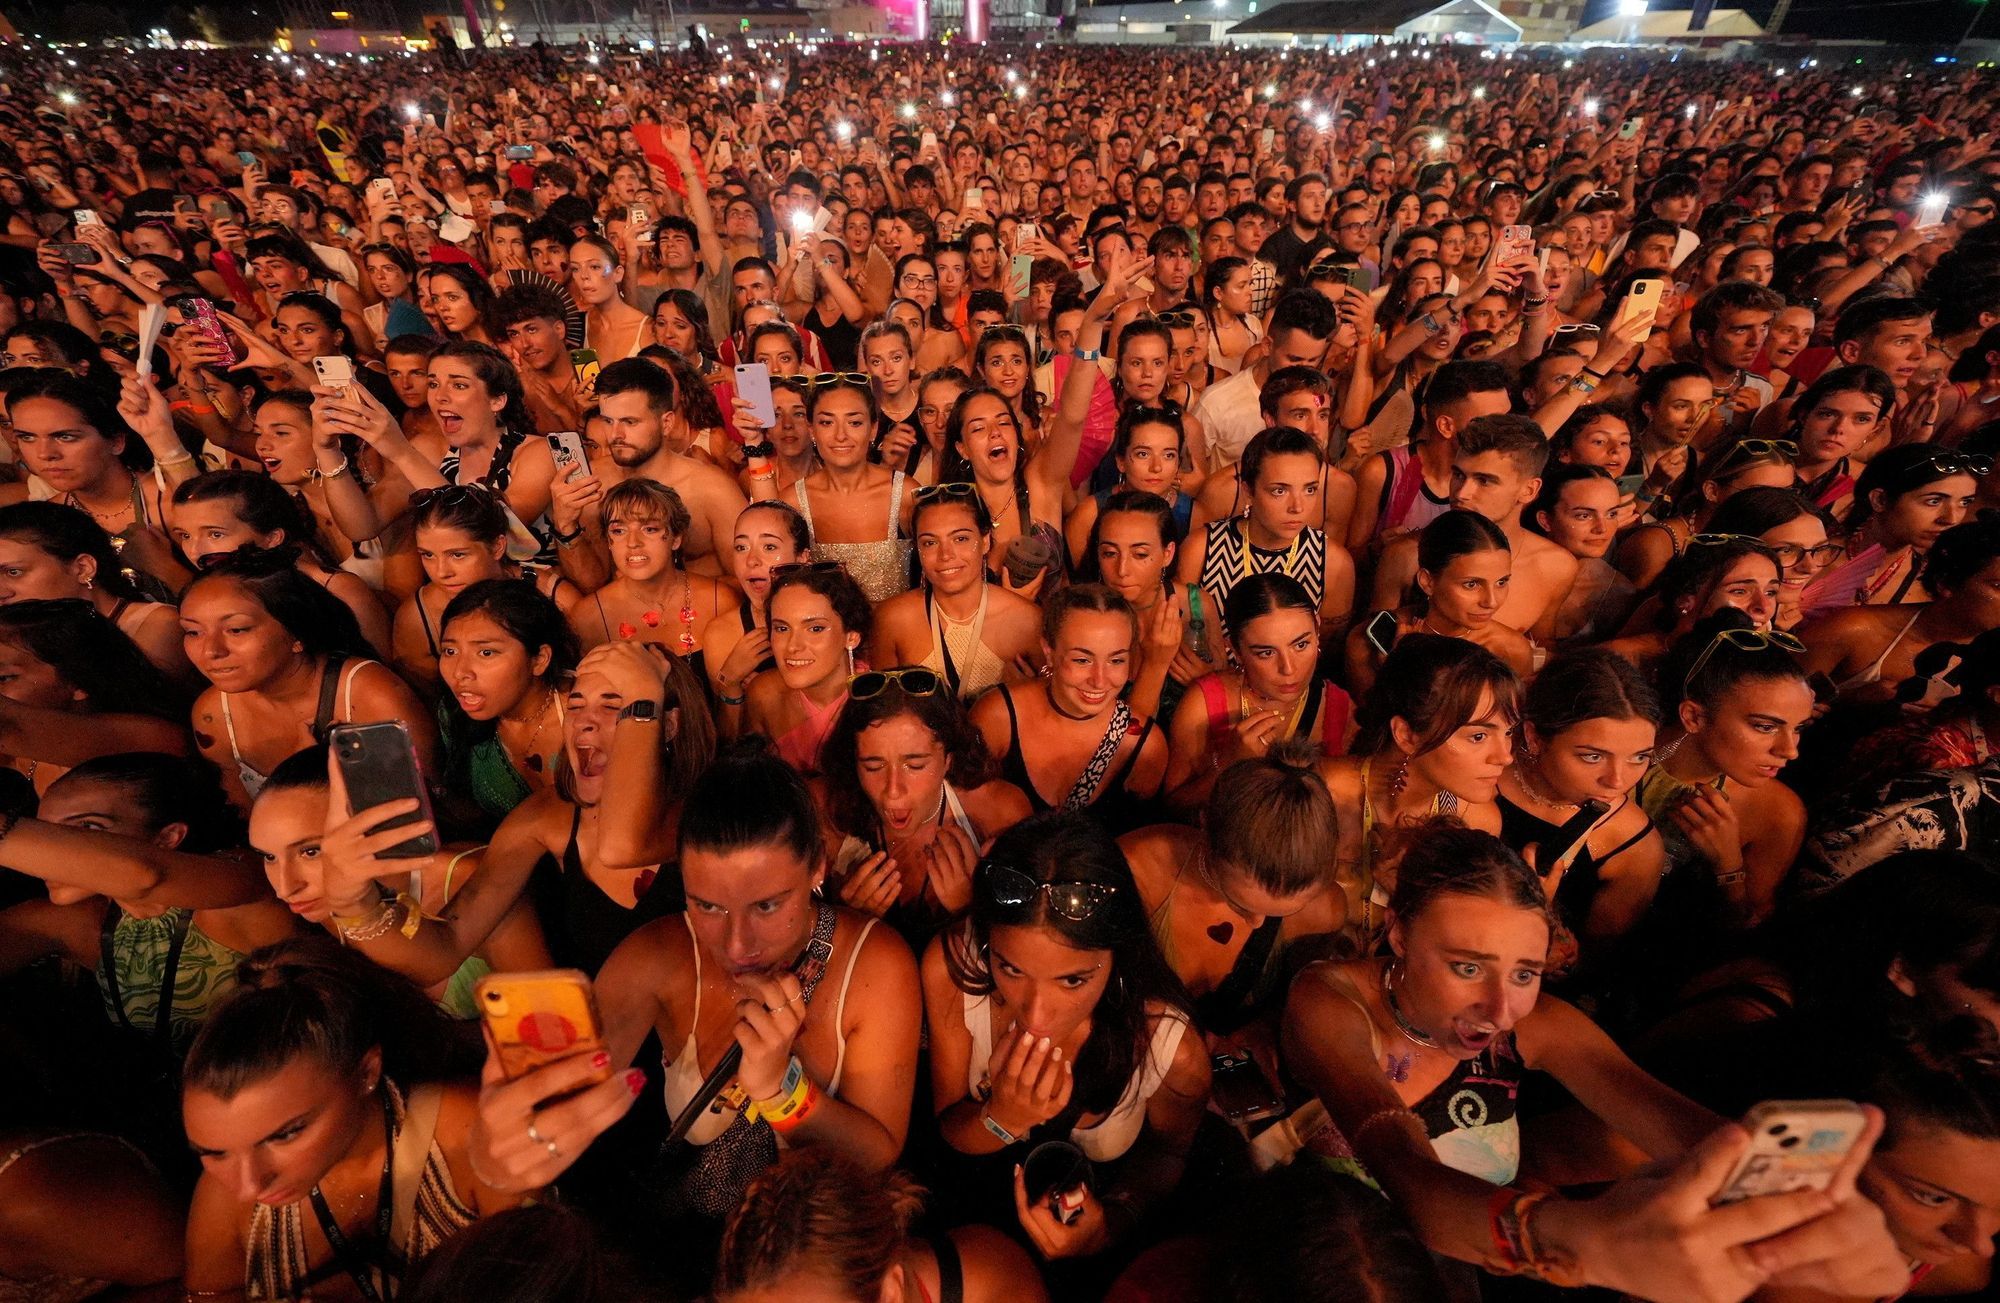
[1569,7,1765,40]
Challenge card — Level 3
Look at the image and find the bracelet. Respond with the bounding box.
[1568,374,1599,395]
[717,689,746,706]
[981,1108,1022,1145]
[315,457,351,480]
[1072,347,1101,362]
[1583,367,1608,380]
[335,893,407,943]
[550,522,584,545]
[1516,1193,1587,1287]
[168,400,217,416]
[1490,1186,1529,1272]
[1350,1105,1425,1146]
[155,450,197,468]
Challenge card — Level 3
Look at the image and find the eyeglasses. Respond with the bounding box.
[807,371,870,390]
[913,481,979,508]
[899,275,938,289]
[850,667,944,700]
[980,862,1119,923]
[1688,532,1842,568]
[1681,627,1807,697]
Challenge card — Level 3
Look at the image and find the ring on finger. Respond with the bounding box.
[526,1119,560,1158]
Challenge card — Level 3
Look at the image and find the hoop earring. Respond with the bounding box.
[1387,756,1410,801]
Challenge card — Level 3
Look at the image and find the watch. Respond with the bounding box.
[616,699,660,724]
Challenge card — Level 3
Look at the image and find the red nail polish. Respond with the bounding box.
[626,1068,646,1093]
[591,1051,611,1070]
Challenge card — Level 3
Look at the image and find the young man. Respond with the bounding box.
[1260,173,1334,284]
[1190,289,1340,469]
[1755,296,1934,443]
[559,358,748,584]
[1226,202,1282,317]
[497,282,586,435]
[1347,359,1513,551]
[1369,412,1576,632]
[1689,279,1784,443]
[1190,366,1358,542]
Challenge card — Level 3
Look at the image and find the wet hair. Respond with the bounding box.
[0,599,182,719]
[0,501,150,603]
[1661,609,1807,712]
[402,1204,642,1303]
[678,738,822,867]
[944,811,1191,1118]
[45,751,240,853]
[1388,825,1549,927]
[1206,740,1340,900]
[1922,516,2000,595]
[1223,572,1316,646]
[440,578,579,682]
[1849,443,1982,532]
[820,674,996,844]
[1239,425,1327,490]
[1040,580,1138,648]
[430,340,533,434]
[715,1152,923,1300]
[181,548,372,661]
[171,469,337,569]
[738,500,811,556]
[767,562,873,646]
[1525,648,1661,740]
[1353,633,1521,756]
[183,936,462,1100]
[1416,508,1510,580]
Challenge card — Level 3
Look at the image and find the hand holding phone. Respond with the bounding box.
[1363,610,1400,657]
[549,430,591,480]
[328,721,438,859]
[312,354,355,398]
[1712,1100,1870,1204]
[478,970,614,1083]
[735,363,776,429]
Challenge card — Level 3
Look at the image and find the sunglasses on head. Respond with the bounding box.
[770,560,845,582]
[1687,531,1839,566]
[913,481,979,507]
[410,484,494,511]
[1710,438,1800,473]
[807,371,870,390]
[1908,452,1994,479]
[980,862,1120,923]
[1681,626,1807,697]
[1153,309,1199,328]
[849,667,943,700]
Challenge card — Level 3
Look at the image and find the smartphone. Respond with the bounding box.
[476,969,614,1084]
[1616,473,1647,496]
[72,209,99,228]
[1919,193,1950,226]
[1011,252,1033,301]
[920,129,938,156]
[1363,610,1399,657]
[205,196,234,222]
[311,354,355,396]
[176,296,239,367]
[1259,126,1276,152]
[504,144,534,161]
[1713,1100,1869,1205]
[51,242,101,265]
[628,203,651,229]
[1211,1052,1285,1126]
[735,362,776,429]
[1016,221,1040,253]
[570,347,600,391]
[1343,265,1371,291]
[1538,799,1609,880]
[236,150,257,169]
[549,430,590,479]
[1613,279,1664,336]
[1618,117,1645,142]
[964,186,983,209]
[1497,223,1534,265]
[328,721,438,859]
[715,139,734,171]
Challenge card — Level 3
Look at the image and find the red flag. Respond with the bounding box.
[635,123,708,198]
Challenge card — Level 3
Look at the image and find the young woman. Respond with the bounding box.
[1088,489,1204,723]
[0,500,187,680]
[1345,509,1535,698]
[1122,747,1346,1053]
[446,744,921,1227]
[1598,538,1785,675]
[242,233,372,353]
[653,287,725,384]
[971,325,1044,450]
[970,584,1169,832]
[249,387,411,588]
[0,599,190,797]
[912,366,972,489]
[436,579,579,828]
[181,550,434,811]
[1202,257,1262,375]
[1496,649,1666,955]
[421,264,499,347]
[922,812,1210,1262]
[714,1151,1049,1303]
[569,479,737,681]
[180,939,525,1299]
[1807,445,1983,610]
[1703,488,1841,632]
[1799,516,2000,705]
[743,562,871,774]
[869,486,1041,703]
[943,386,1073,598]
[700,500,808,708]
[167,470,393,659]
[1167,574,1351,810]
[1615,438,1800,591]
[571,235,652,361]
[0,754,294,1058]
[780,374,916,605]
[394,483,579,691]
[1635,613,1812,936]
[1277,828,1877,1294]
[361,242,427,347]
[819,669,1032,929]
[861,322,924,470]
[1,369,187,591]
[1316,635,1515,954]
[1063,405,1196,570]
[1782,365,1894,516]
[1177,428,1354,661]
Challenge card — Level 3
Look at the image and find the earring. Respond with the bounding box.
[846,644,856,677]
[1386,756,1410,801]
[80,575,92,591]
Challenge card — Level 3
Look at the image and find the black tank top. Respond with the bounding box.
[529,806,684,975]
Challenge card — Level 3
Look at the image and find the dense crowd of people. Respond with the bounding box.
[0,29,1998,1302]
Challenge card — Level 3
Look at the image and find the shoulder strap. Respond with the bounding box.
[311,652,351,743]
[887,470,907,536]
[1385,446,1422,533]
[389,1083,444,1255]
[1198,673,1228,736]
[1013,476,1033,534]
[1064,701,1133,812]
[930,1232,965,1303]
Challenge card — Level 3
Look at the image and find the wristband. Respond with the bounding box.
[1583,368,1608,380]
[551,521,584,545]
[717,690,746,707]
[1568,374,1599,396]
[981,1109,1022,1145]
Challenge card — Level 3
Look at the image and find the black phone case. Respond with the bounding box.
[330,723,438,858]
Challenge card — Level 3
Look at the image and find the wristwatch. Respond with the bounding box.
[616,699,660,724]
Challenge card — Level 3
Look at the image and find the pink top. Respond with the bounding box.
[775,689,849,776]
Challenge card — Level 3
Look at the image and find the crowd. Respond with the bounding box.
[0,29,1998,1302]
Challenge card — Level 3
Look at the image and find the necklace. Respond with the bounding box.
[1381,963,1440,1050]
[1513,760,1579,814]
[511,688,560,774]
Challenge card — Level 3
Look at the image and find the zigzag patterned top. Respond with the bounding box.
[1196,518,1327,622]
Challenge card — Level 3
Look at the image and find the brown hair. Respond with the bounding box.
[1040,580,1138,647]
[1352,633,1520,756]
[1205,739,1340,899]
[715,1152,925,1298]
